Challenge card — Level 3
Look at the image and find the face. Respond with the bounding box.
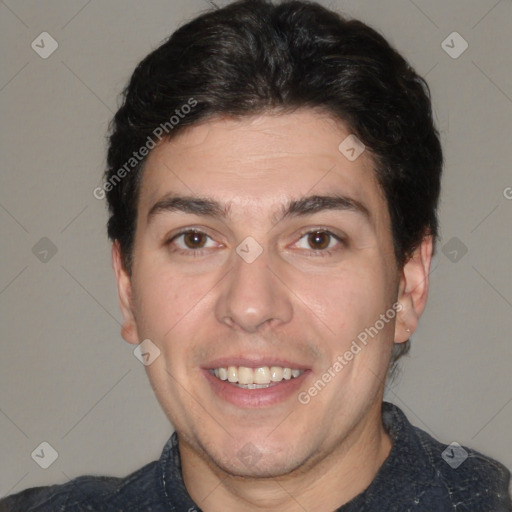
[114,110,422,478]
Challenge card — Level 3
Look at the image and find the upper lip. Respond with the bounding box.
[203,357,310,370]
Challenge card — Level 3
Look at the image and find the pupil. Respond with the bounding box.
[185,232,204,248]
[309,231,329,250]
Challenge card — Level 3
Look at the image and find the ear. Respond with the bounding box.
[112,241,139,345]
[395,235,433,343]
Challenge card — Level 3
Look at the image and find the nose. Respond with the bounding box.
[214,246,293,333]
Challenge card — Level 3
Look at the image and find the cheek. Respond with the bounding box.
[132,267,199,341]
[302,265,386,330]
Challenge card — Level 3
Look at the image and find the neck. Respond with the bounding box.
[180,401,392,512]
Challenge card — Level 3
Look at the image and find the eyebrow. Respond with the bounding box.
[147,193,371,225]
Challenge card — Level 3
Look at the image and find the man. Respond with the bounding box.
[2,0,510,510]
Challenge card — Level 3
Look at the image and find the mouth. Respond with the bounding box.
[209,365,305,389]
[203,360,310,408]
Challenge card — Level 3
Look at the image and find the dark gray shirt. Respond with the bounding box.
[1,402,510,511]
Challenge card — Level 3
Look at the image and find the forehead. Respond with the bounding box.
[137,110,387,225]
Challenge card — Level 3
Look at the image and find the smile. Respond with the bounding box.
[210,366,304,388]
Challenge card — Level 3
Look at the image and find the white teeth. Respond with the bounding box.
[227,366,238,383]
[211,365,304,385]
[270,366,284,382]
[238,366,254,385]
[254,366,271,384]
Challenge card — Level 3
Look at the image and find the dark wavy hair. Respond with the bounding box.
[105,0,443,373]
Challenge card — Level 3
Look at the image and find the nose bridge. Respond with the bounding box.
[215,243,293,332]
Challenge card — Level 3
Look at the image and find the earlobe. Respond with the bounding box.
[395,235,433,343]
[112,241,140,345]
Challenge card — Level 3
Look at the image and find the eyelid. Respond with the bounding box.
[292,228,345,252]
[167,228,219,248]
[294,226,345,242]
[167,225,213,239]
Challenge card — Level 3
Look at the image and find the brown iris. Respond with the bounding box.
[183,231,207,249]
[307,231,331,250]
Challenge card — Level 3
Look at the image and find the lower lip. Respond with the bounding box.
[203,369,310,408]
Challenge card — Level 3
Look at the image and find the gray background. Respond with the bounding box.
[1,0,511,497]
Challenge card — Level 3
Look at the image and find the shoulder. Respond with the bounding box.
[0,460,162,512]
[380,402,511,510]
[413,425,511,511]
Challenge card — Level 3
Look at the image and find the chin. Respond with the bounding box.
[217,453,305,479]
[202,438,313,479]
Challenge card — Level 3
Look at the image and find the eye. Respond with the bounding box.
[294,230,343,254]
[168,229,218,254]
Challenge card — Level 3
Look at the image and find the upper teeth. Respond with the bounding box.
[212,366,303,385]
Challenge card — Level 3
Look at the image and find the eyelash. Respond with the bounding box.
[166,228,345,258]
